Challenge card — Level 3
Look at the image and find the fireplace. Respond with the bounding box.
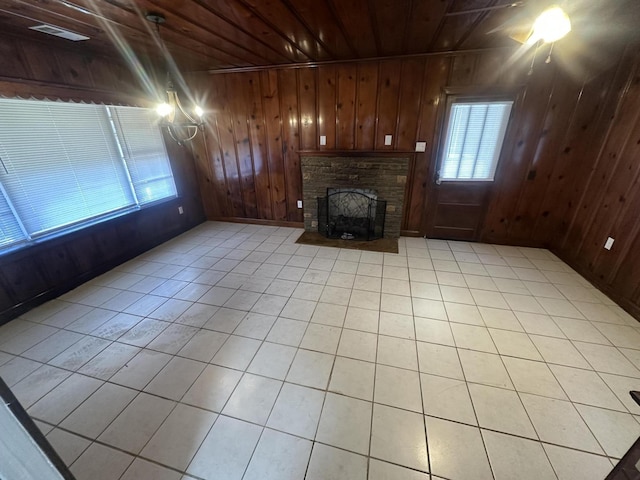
[318,188,387,240]
[300,154,410,239]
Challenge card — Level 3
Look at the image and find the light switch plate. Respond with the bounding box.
[384,135,392,146]
[297,200,303,209]
[415,141,427,152]
[320,135,326,146]
[604,237,614,250]
[178,206,184,215]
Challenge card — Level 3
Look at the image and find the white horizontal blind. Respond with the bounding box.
[0,99,136,237]
[0,99,177,253]
[441,101,512,181]
[0,181,26,248]
[110,106,177,204]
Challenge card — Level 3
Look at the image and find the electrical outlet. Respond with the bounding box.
[604,237,614,250]
[178,206,184,215]
[415,141,427,152]
[384,135,393,146]
[297,200,303,209]
[320,135,326,146]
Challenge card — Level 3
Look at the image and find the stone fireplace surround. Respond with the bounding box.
[300,153,410,238]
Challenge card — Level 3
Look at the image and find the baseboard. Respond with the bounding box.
[400,230,423,237]
[479,235,550,249]
[0,220,204,326]
[551,248,640,323]
[209,217,304,229]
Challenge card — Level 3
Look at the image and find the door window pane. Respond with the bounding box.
[440,101,513,181]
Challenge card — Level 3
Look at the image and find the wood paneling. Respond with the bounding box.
[229,73,259,219]
[188,51,579,234]
[0,31,146,105]
[0,33,205,323]
[336,64,357,150]
[261,69,288,220]
[330,0,378,58]
[355,63,379,150]
[317,65,337,150]
[3,0,632,72]
[279,68,303,221]
[190,39,640,319]
[298,68,318,150]
[374,60,402,150]
[395,60,425,151]
[192,51,530,233]
[553,48,640,318]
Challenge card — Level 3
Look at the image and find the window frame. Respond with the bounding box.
[436,93,516,184]
[0,99,178,255]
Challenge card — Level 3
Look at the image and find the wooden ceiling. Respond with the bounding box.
[0,0,637,72]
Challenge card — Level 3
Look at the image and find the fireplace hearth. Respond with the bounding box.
[318,188,387,241]
[300,154,410,239]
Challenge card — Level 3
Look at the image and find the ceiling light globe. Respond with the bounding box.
[532,6,571,43]
[156,103,173,117]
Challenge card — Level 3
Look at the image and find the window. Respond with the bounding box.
[439,100,513,181]
[109,107,177,204]
[0,98,176,252]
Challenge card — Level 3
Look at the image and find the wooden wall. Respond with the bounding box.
[188,46,628,238]
[189,54,481,231]
[553,48,640,319]
[481,44,640,319]
[190,44,640,319]
[0,31,153,105]
[0,33,206,323]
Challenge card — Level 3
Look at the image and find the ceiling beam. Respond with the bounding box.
[203,46,519,74]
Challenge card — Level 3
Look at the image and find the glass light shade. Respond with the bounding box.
[531,6,571,43]
[156,103,173,117]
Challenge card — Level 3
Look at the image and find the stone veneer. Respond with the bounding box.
[301,155,409,238]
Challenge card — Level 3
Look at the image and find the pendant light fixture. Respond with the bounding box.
[146,12,204,145]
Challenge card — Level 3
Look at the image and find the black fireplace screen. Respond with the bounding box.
[317,189,387,240]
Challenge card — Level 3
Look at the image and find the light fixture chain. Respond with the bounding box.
[146,11,204,145]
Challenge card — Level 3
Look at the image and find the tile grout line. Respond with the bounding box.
[409,237,434,479]
[300,258,352,479]
[367,259,384,479]
[4,223,638,479]
[445,261,497,480]
[233,261,317,480]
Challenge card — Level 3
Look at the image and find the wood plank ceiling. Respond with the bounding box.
[0,0,565,72]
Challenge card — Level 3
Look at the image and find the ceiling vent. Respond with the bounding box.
[29,24,89,41]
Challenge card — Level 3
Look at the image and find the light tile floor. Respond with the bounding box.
[1,221,639,479]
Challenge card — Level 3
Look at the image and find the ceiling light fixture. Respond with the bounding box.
[528,5,572,44]
[146,12,204,145]
[525,5,571,74]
